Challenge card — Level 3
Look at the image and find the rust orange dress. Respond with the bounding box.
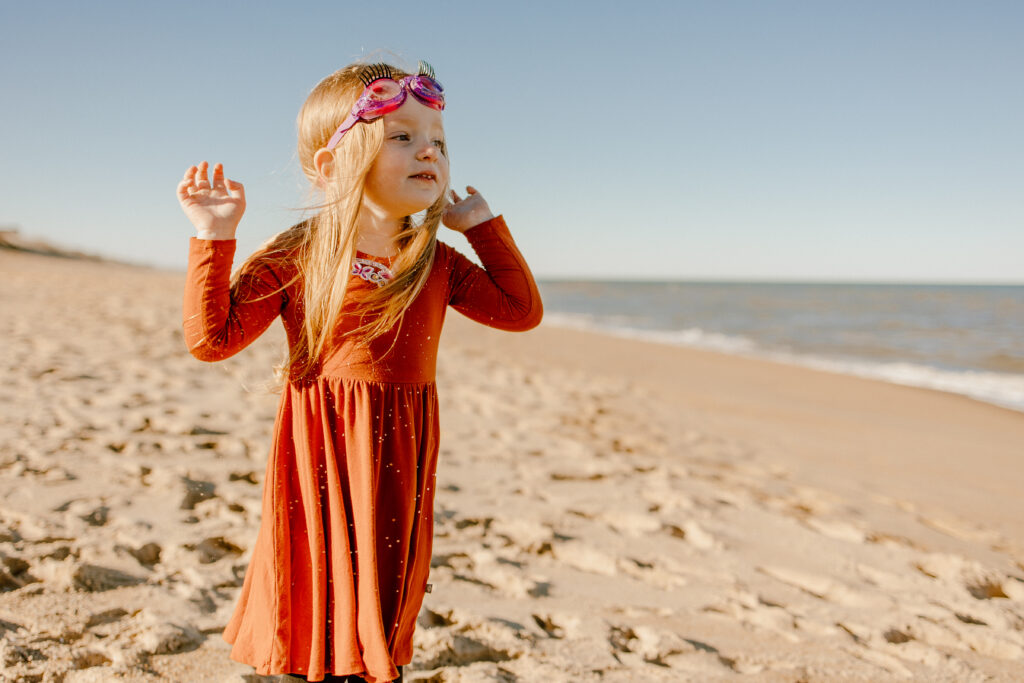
[182,216,542,682]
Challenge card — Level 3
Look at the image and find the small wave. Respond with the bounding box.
[540,313,1024,414]
[541,313,759,353]
[759,351,1024,413]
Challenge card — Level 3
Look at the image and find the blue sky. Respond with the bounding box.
[1,1,1021,282]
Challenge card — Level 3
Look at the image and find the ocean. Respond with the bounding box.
[535,281,1024,414]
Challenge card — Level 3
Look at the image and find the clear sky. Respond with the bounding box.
[2,1,1021,282]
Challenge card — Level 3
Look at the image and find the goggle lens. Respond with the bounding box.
[407,75,444,109]
[366,78,402,102]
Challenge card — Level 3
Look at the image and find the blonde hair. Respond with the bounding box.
[234,61,448,381]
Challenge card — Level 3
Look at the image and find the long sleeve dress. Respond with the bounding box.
[182,216,542,683]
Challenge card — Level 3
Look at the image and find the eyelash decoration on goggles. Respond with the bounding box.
[416,60,436,80]
[358,62,395,87]
[326,60,445,151]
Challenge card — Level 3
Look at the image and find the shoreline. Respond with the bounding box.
[440,313,1024,545]
[538,313,1024,417]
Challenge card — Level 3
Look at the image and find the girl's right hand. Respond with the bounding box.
[177,161,246,240]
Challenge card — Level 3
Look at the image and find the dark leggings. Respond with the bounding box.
[280,666,403,682]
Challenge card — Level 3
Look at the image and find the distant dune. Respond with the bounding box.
[0,227,110,262]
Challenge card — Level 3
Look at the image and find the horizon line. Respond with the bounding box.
[535,276,1024,287]
[3,238,1020,288]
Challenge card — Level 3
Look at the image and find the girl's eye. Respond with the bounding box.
[434,140,447,153]
[391,133,410,141]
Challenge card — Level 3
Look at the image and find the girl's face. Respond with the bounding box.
[362,98,449,219]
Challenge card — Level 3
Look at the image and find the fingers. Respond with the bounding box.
[181,165,197,189]
[195,160,210,189]
[179,162,242,198]
[225,178,246,202]
[177,165,199,201]
[213,162,245,202]
[211,162,225,190]
[449,187,482,202]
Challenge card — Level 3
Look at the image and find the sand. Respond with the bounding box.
[1,247,1023,682]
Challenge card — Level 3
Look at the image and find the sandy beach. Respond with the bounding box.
[2,246,1023,682]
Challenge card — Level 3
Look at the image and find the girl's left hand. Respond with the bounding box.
[443,186,495,233]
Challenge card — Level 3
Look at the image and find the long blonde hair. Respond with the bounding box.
[234,61,448,380]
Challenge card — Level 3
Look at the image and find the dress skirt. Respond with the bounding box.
[223,378,439,682]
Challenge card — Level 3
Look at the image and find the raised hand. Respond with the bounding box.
[442,186,495,233]
[177,161,246,239]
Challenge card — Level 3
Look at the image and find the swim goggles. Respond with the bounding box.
[325,61,445,151]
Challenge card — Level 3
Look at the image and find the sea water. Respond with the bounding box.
[536,281,1024,414]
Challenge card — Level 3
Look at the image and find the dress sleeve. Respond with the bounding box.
[182,238,290,362]
[447,215,543,331]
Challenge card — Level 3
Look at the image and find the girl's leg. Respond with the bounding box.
[279,666,403,682]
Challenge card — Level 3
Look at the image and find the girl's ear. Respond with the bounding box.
[313,148,335,187]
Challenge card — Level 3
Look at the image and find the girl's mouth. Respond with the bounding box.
[409,173,436,182]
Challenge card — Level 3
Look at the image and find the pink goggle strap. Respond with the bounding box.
[325,112,362,151]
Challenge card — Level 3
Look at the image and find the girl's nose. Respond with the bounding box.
[416,142,438,161]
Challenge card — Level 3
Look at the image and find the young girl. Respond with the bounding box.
[177,61,542,683]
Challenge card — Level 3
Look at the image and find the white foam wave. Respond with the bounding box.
[541,313,759,353]
[540,313,1024,414]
